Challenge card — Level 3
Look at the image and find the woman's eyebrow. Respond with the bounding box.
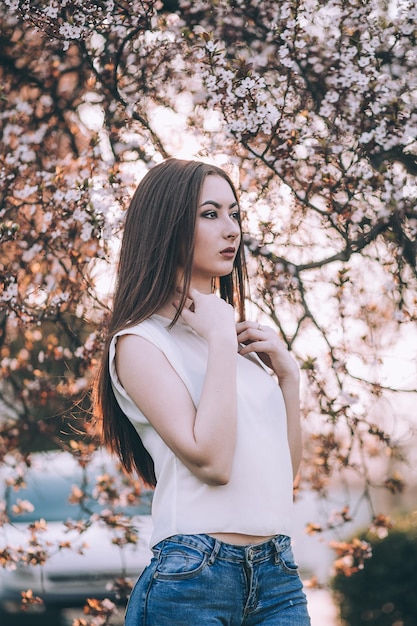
[199,200,238,209]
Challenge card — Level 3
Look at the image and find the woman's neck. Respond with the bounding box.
[156,277,213,320]
[155,301,178,321]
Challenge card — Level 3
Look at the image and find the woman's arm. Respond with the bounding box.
[277,375,302,479]
[116,290,238,485]
[236,321,303,479]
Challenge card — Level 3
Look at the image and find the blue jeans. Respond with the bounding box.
[125,533,311,625]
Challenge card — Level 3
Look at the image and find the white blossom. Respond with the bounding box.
[205,40,217,53]
[14,184,38,200]
[81,222,94,241]
[22,244,43,263]
[1,281,18,302]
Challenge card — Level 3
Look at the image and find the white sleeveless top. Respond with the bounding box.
[109,314,294,547]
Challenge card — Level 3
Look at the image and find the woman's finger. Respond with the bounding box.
[237,326,270,344]
[175,286,196,311]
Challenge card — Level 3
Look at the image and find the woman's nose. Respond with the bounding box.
[225,219,240,240]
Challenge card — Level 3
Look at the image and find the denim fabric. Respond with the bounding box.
[125,533,311,625]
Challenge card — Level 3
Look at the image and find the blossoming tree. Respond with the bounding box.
[1,0,416,620]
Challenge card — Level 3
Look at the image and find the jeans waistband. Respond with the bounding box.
[154,533,291,564]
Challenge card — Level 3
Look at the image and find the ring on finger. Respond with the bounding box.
[257,323,263,331]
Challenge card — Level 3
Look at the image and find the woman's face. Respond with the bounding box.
[191,175,241,292]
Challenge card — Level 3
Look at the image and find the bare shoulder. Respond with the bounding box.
[114,332,197,460]
[115,333,168,383]
[115,332,192,413]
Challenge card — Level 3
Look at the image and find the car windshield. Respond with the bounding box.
[6,469,153,523]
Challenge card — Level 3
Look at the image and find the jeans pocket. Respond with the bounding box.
[278,543,300,576]
[153,541,209,581]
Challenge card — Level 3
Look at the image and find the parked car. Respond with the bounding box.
[0,449,153,625]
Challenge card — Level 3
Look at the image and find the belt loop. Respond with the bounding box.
[272,536,282,564]
[208,539,221,565]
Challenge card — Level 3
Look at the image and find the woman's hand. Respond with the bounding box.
[176,288,237,347]
[236,321,299,383]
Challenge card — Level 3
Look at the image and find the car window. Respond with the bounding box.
[6,471,153,523]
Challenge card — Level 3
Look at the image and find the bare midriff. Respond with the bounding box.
[208,532,276,546]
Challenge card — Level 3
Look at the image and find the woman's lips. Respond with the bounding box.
[220,248,236,258]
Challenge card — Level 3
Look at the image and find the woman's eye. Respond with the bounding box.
[231,211,240,221]
[202,210,217,219]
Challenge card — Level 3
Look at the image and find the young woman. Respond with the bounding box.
[94,158,311,625]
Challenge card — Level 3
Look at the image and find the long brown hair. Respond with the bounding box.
[92,158,247,486]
